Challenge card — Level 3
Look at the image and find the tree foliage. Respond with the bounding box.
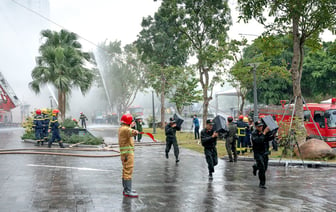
[96,41,146,116]
[136,1,190,127]
[302,41,336,101]
[161,0,233,127]
[230,35,292,109]
[30,29,96,119]
[167,67,202,114]
[237,0,336,143]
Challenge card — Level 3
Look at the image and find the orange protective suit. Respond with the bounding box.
[119,125,137,180]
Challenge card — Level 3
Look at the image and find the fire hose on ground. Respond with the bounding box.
[0,132,162,157]
[0,147,121,157]
[0,140,164,157]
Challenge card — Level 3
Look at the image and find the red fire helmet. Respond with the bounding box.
[36,109,41,115]
[120,114,133,125]
[52,109,60,114]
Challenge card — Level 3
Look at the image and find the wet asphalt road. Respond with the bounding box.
[0,127,336,212]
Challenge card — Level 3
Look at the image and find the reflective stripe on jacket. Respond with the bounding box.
[119,125,135,154]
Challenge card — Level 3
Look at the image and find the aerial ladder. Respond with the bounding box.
[0,71,20,124]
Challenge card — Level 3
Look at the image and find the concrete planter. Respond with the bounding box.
[62,128,94,137]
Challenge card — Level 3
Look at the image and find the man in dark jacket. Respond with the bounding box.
[134,117,144,142]
[251,120,274,189]
[79,112,88,128]
[201,119,218,179]
[48,109,65,148]
[165,117,181,163]
[225,116,237,162]
[192,115,200,140]
[33,109,44,146]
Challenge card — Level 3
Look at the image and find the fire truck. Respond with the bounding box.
[128,105,144,117]
[258,99,336,148]
[0,72,20,126]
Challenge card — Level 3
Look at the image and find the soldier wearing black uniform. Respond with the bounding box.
[201,119,218,179]
[225,116,237,162]
[251,120,274,189]
[79,112,88,128]
[165,117,181,163]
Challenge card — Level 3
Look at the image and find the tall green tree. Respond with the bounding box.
[302,41,336,101]
[238,0,336,143]
[172,0,233,127]
[96,41,146,117]
[167,67,202,114]
[230,35,292,110]
[136,1,190,127]
[30,29,96,119]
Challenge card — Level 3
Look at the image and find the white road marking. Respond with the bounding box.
[27,164,113,172]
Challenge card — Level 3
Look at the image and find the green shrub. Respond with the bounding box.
[62,118,79,129]
[60,131,103,145]
[21,131,35,140]
[22,128,103,146]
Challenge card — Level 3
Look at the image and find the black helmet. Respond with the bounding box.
[254,120,264,127]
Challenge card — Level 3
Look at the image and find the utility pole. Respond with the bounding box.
[240,33,260,121]
[152,90,156,134]
[249,63,260,122]
[253,64,258,122]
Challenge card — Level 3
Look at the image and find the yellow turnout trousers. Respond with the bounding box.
[120,151,134,180]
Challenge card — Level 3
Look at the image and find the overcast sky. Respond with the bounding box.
[49,0,161,50]
[48,0,335,50]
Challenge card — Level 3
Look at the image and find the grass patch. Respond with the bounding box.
[143,128,336,162]
[143,128,250,158]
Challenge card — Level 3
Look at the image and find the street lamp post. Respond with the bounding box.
[240,33,260,122]
[250,63,260,122]
[152,90,156,134]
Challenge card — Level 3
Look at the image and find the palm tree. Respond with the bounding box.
[29,29,96,119]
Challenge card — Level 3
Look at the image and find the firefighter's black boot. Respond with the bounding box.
[122,179,136,195]
[122,179,126,194]
[123,180,138,198]
[259,184,267,189]
[253,164,258,176]
[59,141,65,148]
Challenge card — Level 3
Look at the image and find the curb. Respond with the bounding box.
[23,139,70,148]
[221,156,336,168]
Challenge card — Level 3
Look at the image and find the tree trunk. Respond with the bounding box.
[176,106,183,115]
[291,16,306,144]
[202,88,209,129]
[62,92,66,120]
[57,90,65,120]
[160,73,166,129]
[199,64,210,128]
[240,95,245,115]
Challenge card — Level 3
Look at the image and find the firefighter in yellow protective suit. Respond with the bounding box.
[119,113,139,198]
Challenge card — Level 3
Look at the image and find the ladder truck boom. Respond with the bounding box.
[0,71,20,111]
